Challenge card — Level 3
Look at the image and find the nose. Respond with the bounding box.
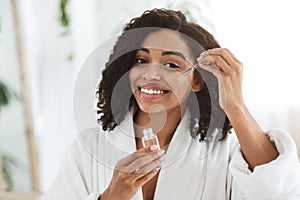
[142,64,162,81]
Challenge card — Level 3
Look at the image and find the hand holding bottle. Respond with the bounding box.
[100,145,165,200]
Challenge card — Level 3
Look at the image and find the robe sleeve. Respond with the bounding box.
[229,128,300,199]
[38,136,101,200]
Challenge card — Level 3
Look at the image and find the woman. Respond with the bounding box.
[41,9,300,200]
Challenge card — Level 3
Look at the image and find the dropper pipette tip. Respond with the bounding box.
[178,63,200,80]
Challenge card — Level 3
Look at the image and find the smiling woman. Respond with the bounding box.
[40,8,300,200]
[129,30,202,116]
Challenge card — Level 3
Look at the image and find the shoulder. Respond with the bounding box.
[198,130,239,162]
[215,130,239,157]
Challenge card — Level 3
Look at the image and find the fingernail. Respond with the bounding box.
[150,145,158,151]
[157,149,165,156]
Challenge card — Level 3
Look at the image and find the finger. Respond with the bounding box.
[134,144,159,154]
[197,62,221,78]
[136,155,165,173]
[206,48,240,63]
[117,145,159,167]
[198,54,231,74]
[206,48,243,72]
[135,168,160,186]
[117,153,146,168]
[125,149,165,173]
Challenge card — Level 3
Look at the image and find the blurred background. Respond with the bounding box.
[0,0,299,198]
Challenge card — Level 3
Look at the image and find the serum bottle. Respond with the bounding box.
[142,128,160,150]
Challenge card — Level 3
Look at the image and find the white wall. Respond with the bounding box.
[213,0,300,155]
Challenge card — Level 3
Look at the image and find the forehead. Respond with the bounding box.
[141,29,193,58]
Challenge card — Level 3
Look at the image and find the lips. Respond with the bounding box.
[139,87,168,94]
[136,83,170,99]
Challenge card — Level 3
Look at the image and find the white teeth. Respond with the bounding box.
[140,88,165,95]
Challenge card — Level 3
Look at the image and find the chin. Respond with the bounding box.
[139,104,167,113]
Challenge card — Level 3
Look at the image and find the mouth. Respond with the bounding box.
[136,84,170,99]
[138,87,169,95]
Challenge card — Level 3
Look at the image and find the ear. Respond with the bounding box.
[192,82,202,92]
[192,75,205,92]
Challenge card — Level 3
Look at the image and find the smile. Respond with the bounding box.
[139,87,167,95]
[137,86,170,99]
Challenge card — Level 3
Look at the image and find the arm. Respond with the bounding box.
[197,48,278,170]
[198,48,300,199]
[225,104,279,170]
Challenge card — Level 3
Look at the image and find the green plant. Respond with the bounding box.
[1,153,25,191]
[0,80,20,191]
[59,0,70,36]
[0,80,13,111]
[58,0,74,62]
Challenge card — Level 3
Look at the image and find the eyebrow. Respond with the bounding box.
[138,48,187,61]
[162,51,186,61]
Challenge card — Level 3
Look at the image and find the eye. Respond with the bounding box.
[135,58,148,64]
[164,62,180,69]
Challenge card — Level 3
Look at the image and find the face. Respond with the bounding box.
[129,29,202,114]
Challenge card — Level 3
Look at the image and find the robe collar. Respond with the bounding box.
[105,108,194,199]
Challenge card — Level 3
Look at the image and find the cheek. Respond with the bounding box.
[171,80,193,102]
[128,66,144,80]
[128,68,134,81]
[128,68,138,89]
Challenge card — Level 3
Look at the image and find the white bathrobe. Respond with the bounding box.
[40,110,300,200]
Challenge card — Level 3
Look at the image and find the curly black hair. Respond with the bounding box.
[96,8,232,142]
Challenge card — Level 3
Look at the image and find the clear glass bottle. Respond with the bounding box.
[142,128,160,150]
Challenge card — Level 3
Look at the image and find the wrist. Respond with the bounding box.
[224,102,246,115]
[99,189,110,200]
[99,188,122,200]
